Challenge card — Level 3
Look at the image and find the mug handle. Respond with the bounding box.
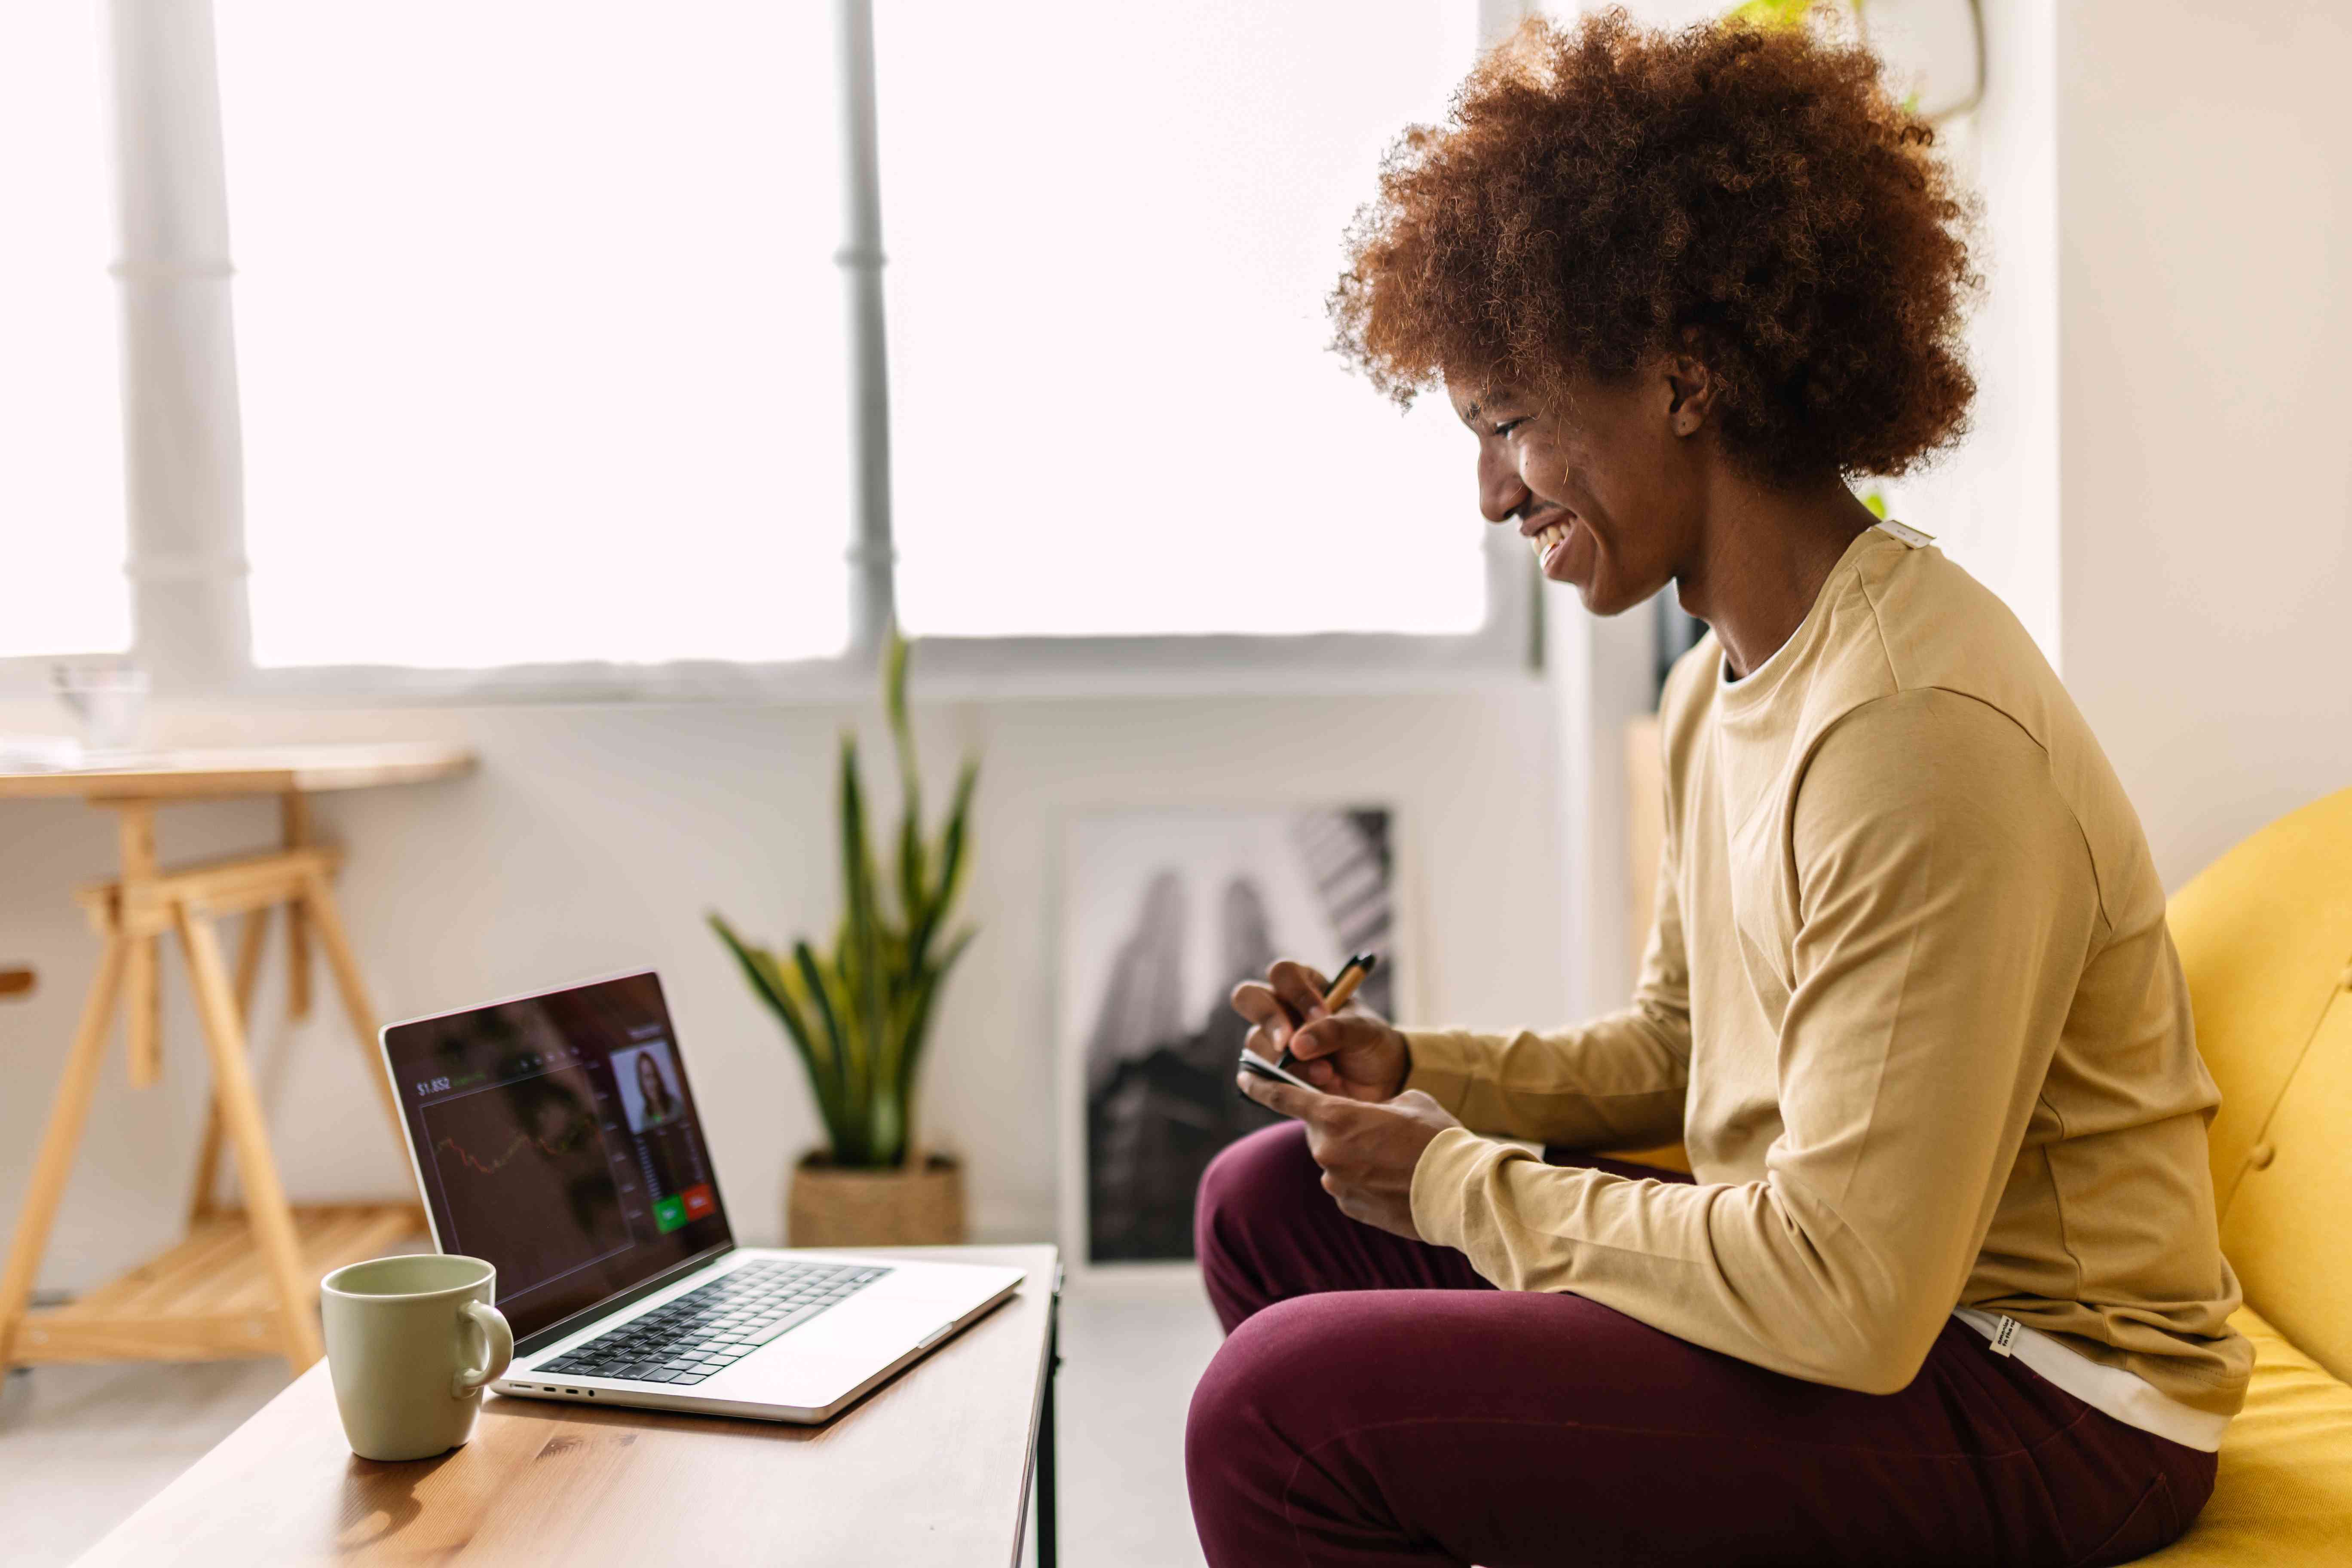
[452,1299,514,1398]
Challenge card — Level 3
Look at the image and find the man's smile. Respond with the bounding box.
[1523,510,1575,574]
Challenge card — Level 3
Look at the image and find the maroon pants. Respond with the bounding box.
[1185,1123,2214,1568]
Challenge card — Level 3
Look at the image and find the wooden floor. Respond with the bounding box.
[1,1268,1223,1568]
[0,1353,292,1567]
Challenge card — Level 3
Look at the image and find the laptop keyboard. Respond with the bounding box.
[536,1259,891,1386]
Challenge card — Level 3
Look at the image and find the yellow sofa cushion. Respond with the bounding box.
[2217,980,2352,1384]
[2143,1307,2352,1565]
[2166,784,2352,1379]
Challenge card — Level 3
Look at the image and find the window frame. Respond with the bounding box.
[5,0,1538,704]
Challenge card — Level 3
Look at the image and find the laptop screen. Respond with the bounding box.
[384,971,732,1342]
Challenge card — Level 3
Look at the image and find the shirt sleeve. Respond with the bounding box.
[1407,688,2106,1393]
[1400,830,1692,1148]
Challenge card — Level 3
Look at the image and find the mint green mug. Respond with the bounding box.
[321,1254,513,1461]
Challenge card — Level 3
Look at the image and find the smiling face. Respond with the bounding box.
[1450,361,1713,617]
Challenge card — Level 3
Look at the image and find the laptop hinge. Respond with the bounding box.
[514,1242,736,1358]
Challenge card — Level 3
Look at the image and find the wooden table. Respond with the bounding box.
[0,743,476,1377]
[72,1244,1065,1568]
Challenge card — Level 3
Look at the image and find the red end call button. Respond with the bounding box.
[680,1182,717,1220]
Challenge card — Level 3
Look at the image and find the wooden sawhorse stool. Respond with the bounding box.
[0,745,473,1375]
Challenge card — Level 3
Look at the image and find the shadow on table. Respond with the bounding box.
[337,1449,457,1554]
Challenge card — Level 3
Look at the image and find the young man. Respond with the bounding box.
[1187,15,2246,1566]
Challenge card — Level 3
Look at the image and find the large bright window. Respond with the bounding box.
[876,0,1490,638]
[0,1,129,659]
[214,1,852,668]
[14,2,1526,686]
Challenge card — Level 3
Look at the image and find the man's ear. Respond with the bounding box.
[1662,354,1719,439]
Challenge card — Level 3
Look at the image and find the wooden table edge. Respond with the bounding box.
[69,1242,1063,1568]
[0,744,478,802]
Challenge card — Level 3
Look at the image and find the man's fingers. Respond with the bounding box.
[1287,1014,1372,1063]
[1228,980,1286,1024]
[1243,1026,1323,1076]
[1266,960,1333,1022]
[1229,981,1302,1050]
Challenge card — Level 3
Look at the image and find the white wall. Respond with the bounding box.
[0,686,1568,1292]
[1880,0,2062,661]
[2054,0,2352,887]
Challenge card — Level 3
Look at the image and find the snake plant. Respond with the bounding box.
[709,629,978,1169]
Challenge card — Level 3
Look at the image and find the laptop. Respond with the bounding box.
[379,969,1024,1423]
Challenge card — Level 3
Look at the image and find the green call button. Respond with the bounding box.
[653,1194,687,1233]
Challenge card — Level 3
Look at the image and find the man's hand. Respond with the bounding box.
[1230,959,1412,1102]
[1235,1072,1462,1240]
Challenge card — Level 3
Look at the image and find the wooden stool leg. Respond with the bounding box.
[117,806,164,1090]
[178,906,323,1373]
[280,793,312,1022]
[188,906,274,1224]
[0,937,129,1369]
[296,869,405,1151]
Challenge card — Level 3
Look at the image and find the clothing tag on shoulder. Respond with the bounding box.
[1877,520,1935,549]
[1988,1316,2021,1358]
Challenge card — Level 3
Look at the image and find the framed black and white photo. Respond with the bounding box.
[1058,806,1403,1274]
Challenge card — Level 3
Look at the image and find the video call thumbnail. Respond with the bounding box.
[615,1041,685,1131]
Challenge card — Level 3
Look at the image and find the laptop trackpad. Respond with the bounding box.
[712,1299,957,1408]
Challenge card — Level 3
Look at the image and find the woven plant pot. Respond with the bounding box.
[787,1152,966,1247]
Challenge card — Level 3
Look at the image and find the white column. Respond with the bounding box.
[109,0,247,692]
[837,0,894,657]
[1549,603,1656,1021]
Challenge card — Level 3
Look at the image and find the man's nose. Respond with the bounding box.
[1479,447,1531,525]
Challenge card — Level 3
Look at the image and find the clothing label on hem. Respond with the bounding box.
[1949,1308,2230,1451]
[1877,520,1936,549]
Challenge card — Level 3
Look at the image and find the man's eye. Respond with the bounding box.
[1493,418,1528,438]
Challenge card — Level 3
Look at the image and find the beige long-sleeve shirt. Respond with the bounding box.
[1406,525,2251,1423]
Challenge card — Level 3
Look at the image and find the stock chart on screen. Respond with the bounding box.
[386,973,731,1339]
[417,1061,636,1298]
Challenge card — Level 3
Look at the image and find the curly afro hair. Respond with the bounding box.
[1329,9,1979,481]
